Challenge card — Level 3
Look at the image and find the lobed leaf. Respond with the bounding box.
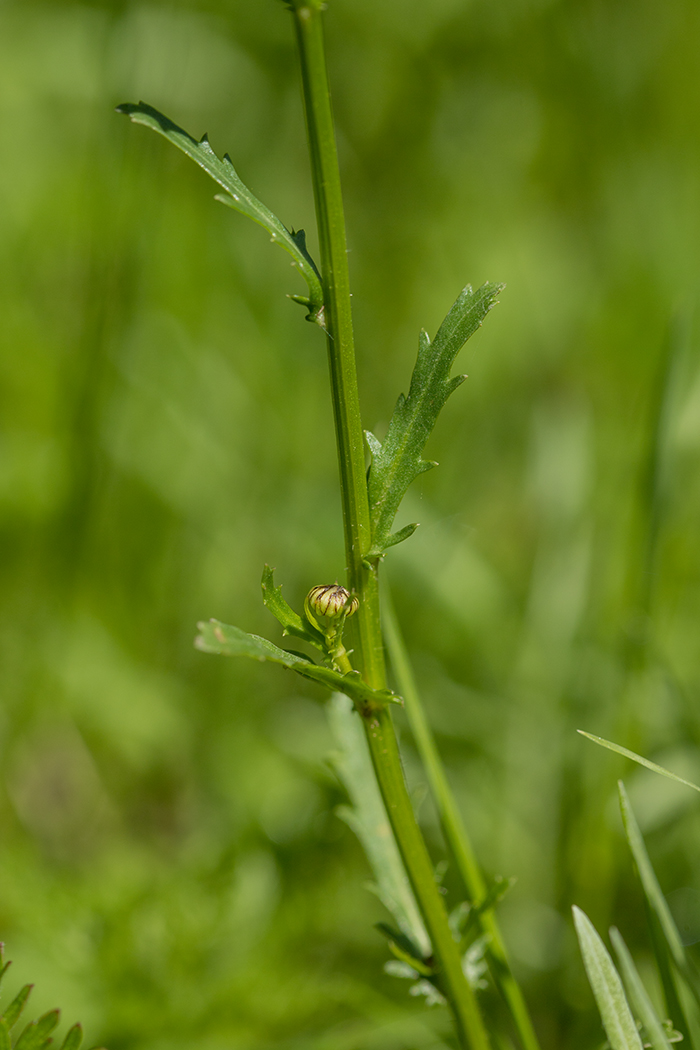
[116,102,325,325]
[195,619,400,709]
[572,906,643,1050]
[14,1011,60,1050]
[610,927,673,1050]
[261,565,325,650]
[366,282,503,558]
[579,731,700,794]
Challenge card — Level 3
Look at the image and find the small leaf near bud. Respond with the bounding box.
[306,584,358,622]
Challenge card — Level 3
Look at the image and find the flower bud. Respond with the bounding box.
[306,584,358,621]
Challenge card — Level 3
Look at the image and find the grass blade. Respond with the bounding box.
[579,732,700,793]
[610,927,672,1050]
[572,906,643,1050]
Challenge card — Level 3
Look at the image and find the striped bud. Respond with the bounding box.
[306,584,358,621]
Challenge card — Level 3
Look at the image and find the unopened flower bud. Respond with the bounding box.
[306,584,358,621]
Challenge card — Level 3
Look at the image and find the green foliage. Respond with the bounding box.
[116,102,324,325]
[610,927,674,1050]
[579,733,700,794]
[572,907,643,1050]
[0,950,83,1050]
[366,283,503,558]
[327,694,430,957]
[261,565,325,651]
[195,618,400,708]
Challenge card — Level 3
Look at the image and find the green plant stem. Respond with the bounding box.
[382,583,542,1050]
[289,4,491,1048]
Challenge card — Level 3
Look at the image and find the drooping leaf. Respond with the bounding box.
[57,1026,83,1050]
[116,102,325,325]
[14,1010,60,1050]
[579,732,700,794]
[327,693,431,957]
[261,565,325,650]
[610,927,673,1050]
[3,986,32,1030]
[572,906,644,1050]
[618,782,700,1008]
[195,619,400,709]
[366,282,503,558]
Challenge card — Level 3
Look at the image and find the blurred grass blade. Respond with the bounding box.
[579,732,700,793]
[0,1021,10,1050]
[618,782,695,980]
[572,906,644,1050]
[57,1026,83,1050]
[382,583,542,1050]
[610,927,672,1050]
[195,619,401,708]
[3,986,32,1030]
[366,282,503,557]
[327,693,431,958]
[116,102,325,324]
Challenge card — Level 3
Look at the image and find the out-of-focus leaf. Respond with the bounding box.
[261,565,325,650]
[579,733,700,793]
[327,693,431,957]
[618,782,699,994]
[116,102,324,325]
[57,1026,83,1050]
[3,986,32,1030]
[375,923,434,976]
[14,1010,60,1050]
[366,282,503,558]
[0,1020,11,1050]
[610,927,672,1050]
[572,906,643,1050]
[195,619,401,708]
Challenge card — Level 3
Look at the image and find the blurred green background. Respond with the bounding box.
[1,0,700,1047]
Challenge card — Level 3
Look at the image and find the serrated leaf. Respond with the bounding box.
[610,927,673,1050]
[328,693,431,957]
[57,1026,82,1050]
[14,1010,60,1050]
[572,906,644,1050]
[3,986,32,1030]
[116,102,324,325]
[195,619,400,709]
[579,732,700,793]
[261,566,325,650]
[366,282,503,557]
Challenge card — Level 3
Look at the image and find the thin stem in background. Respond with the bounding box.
[383,582,543,1050]
[289,3,492,1046]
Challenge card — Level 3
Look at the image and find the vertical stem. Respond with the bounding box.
[383,584,542,1050]
[289,4,491,1048]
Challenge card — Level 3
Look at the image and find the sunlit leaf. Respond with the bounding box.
[572,906,643,1050]
[116,102,325,325]
[195,619,401,708]
[366,282,503,557]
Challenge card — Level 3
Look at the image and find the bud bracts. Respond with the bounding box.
[306,584,359,621]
